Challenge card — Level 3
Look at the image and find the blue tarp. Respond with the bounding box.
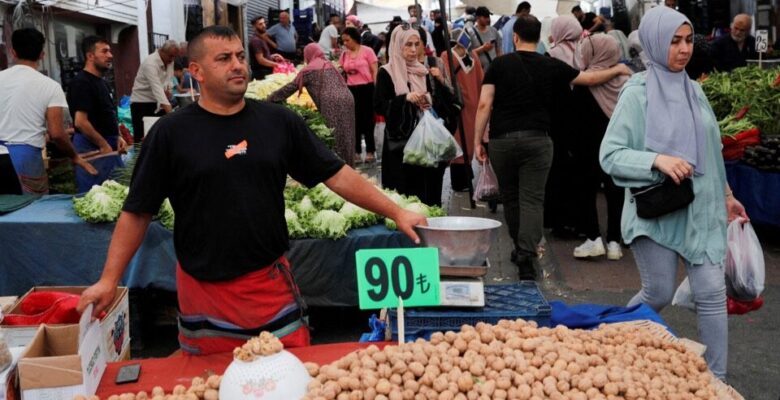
[550,301,670,331]
[0,196,412,306]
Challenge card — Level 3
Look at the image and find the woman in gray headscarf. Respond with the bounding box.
[599,6,748,380]
[627,30,648,71]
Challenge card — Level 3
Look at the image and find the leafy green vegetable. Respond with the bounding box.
[339,202,379,229]
[72,180,128,223]
[156,198,175,230]
[295,195,317,217]
[308,210,349,239]
[309,183,345,211]
[285,208,307,239]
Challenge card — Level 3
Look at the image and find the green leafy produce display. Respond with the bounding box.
[702,67,780,136]
[72,180,128,223]
[283,180,446,240]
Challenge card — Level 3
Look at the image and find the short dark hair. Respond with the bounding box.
[342,27,361,43]
[572,6,583,13]
[517,2,531,13]
[465,6,476,15]
[11,28,45,61]
[188,25,240,61]
[513,15,541,43]
[417,27,428,47]
[250,15,265,25]
[81,35,109,58]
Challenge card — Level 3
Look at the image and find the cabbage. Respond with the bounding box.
[339,202,379,229]
[72,180,128,223]
[384,202,446,231]
[285,208,306,239]
[309,183,345,210]
[308,210,349,240]
[156,198,175,230]
[295,195,317,216]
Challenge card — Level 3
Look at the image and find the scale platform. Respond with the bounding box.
[439,277,485,307]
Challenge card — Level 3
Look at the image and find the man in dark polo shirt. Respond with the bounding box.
[78,26,426,354]
[67,36,127,191]
[249,16,283,80]
[474,15,631,280]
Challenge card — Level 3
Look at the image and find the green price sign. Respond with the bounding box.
[356,248,440,309]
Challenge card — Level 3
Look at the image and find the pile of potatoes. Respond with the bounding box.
[233,331,285,361]
[303,319,718,400]
[72,374,222,400]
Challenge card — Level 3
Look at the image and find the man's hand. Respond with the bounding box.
[475,143,488,162]
[653,154,693,184]
[482,42,494,52]
[614,63,633,76]
[164,88,172,99]
[726,196,749,223]
[392,209,427,244]
[429,67,442,79]
[77,279,117,319]
[162,104,173,114]
[99,143,113,154]
[271,54,284,62]
[73,156,98,176]
[117,137,128,154]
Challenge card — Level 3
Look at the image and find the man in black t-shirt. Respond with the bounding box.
[77,26,426,354]
[67,36,127,191]
[474,15,630,280]
[572,6,604,34]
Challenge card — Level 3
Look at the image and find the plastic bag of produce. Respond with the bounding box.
[473,159,500,202]
[374,117,385,162]
[725,218,765,300]
[403,111,462,167]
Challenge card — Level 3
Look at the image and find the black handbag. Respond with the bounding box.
[630,178,695,219]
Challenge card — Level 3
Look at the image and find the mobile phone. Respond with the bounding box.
[115,363,141,384]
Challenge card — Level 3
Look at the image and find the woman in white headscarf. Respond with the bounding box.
[600,6,748,380]
[373,26,446,206]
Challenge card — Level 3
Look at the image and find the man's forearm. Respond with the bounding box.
[325,166,403,220]
[75,116,111,150]
[575,67,621,86]
[99,211,153,285]
[474,103,491,148]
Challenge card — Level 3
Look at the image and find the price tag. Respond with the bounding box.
[756,30,769,53]
[356,248,440,309]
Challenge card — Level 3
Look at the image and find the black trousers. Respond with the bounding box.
[130,102,163,143]
[0,154,21,195]
[348,83,376,154]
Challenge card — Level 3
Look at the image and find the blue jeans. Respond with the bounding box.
[628,236,728,379]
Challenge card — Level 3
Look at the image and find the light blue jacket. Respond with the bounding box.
[599,73,728,266]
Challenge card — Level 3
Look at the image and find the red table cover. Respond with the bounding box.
[96,342,391,396]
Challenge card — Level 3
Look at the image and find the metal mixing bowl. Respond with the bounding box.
[414,217,502,266]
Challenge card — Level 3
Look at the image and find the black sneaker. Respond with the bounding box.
[514,255,537,281]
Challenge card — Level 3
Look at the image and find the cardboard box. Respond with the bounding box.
[2,287,130,362]
[17,306,107,400]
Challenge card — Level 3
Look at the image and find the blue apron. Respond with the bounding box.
[0,141,48,195]
[72,133,124,193]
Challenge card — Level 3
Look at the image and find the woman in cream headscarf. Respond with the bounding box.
[600,6,748,380]
[571,34,629,261]
[373,26,446,206]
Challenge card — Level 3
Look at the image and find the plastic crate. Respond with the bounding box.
[389,282,551,342]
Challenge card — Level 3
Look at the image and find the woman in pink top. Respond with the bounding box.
[340,27,379,163]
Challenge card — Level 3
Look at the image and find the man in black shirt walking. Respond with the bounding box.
[67,36,127,191]
[78,26,426,354]
[474,15,631,280]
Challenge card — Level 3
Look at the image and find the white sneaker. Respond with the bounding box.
[607,241,623,260]
[573,237,606,258]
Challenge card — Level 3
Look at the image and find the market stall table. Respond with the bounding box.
[725,161,780,227]
[0,195,412,306]
[95,342,389,397]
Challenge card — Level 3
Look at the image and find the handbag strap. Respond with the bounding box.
[470,27,493,63]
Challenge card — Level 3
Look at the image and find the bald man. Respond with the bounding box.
[710,14,758,72]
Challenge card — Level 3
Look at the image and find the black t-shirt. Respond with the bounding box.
[67,70,119,139]
[483,51,580,136]
[123,100,344,281]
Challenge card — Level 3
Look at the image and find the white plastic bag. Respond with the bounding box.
[473,159,500,202]
[672,277,696,311]
[725,218,765,300]
[374,120,386,161]
[403,111,462,167]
